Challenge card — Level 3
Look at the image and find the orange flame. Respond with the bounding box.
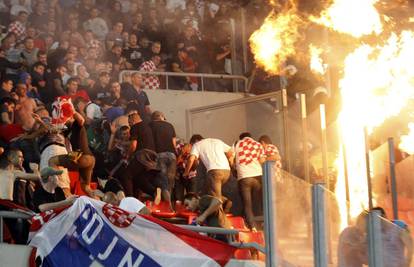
[338,31,414,219]
[309,44,327,75]
[310,0,383,37]
[249,7,302,75]
[399,123,414,154]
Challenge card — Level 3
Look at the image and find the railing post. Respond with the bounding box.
[312,183,328,267]
[301,94,310,183]
[263,161,278,267]
[0,215,3,243]
[166,73,169,90]
[282,89,291,173]
[230,18,238,92]
[364,127,374,210]
[368,211,384,267]
[388,137,399,220]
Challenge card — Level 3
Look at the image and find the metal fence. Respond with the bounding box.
[118,70,249,93]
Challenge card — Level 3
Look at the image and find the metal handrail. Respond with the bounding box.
[0,210,34,243]
[176,224,265,254]
[118,70,249,92]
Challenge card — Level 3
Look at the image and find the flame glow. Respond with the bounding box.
[309,44,327,75]
[310,0,383,37]
[338,31,414,217]
[399,123,414,154]
[249,8,302,75]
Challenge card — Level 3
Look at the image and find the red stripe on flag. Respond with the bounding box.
[141,215,236,266]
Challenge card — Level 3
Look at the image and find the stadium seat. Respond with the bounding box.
[228,216,249,231]
[174,201,198,219]
[150,201,176,218]
[237,231,266,261]
[69,171,97,196]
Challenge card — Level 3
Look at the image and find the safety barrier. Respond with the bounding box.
[118,70,249,92]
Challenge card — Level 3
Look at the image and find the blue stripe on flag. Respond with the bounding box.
[43,204,161,267]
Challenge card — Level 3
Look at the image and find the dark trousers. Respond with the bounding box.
[238,176,262,229]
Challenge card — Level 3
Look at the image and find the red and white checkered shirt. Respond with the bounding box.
[139,60,160,90]
[8,21,26,41]
[236,137,264,166]
[264,144,282,168]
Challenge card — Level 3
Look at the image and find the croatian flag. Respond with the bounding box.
[29,197,236,267]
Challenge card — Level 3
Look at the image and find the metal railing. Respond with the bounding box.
[119,70,249,92]
[0,210,33,243]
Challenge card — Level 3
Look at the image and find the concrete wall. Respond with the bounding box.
[145,90,245,141]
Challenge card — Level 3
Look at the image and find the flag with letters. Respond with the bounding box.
[29,197,236,267]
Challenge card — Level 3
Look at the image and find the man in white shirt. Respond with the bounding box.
[234,132,265,231]
[184,135,234,201]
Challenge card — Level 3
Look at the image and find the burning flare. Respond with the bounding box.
[249,7,302,75]
[339,31,414,218]
[310,0,383,37]
[309,44,327,75]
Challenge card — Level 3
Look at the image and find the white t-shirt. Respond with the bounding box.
[234,137,264,179]
[190,138,231,172]
[119,197,145,213]
[0,169,16,200]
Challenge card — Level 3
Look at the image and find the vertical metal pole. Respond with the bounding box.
[320,105,329,188]
[0,216,3,243]
[301,94,310,183]
[263,161,278,267]
[341,140,351,223]
[368,211,384,267]
[201,77,205,92]
[241,8,248,74]
[364,127,374,210]
[282,89,291,173]
[312,183,328,267]
[230,18,238,92]
[388,138,399,220]
[166,74,169,90]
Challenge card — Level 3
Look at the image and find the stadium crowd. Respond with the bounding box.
[0,0,283,246]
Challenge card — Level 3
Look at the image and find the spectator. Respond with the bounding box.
[338,212,368,267]
[121,72,151,122]
[20,37,38,68]
[106,22,124,50]
[83,7,108,41]
[183,192,230,242]
[123,33,144,69]
[150,111,177,194]
[233,132,265,231]
[173,49,198,90]
[128,110,155,154]
[7,10,28,41]
[14,82,36,130]
[139,54,161,90]
[0,97,16,124]
[184,135,234,201]
[0,77,14,100]
[43,64,67,104]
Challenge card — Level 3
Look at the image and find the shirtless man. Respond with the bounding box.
[14,83,37,131]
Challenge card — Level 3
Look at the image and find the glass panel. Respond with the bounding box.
[376,213,414,267]
[323,186,368,267]
[274,170,314,266]
[189,92,284,148]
